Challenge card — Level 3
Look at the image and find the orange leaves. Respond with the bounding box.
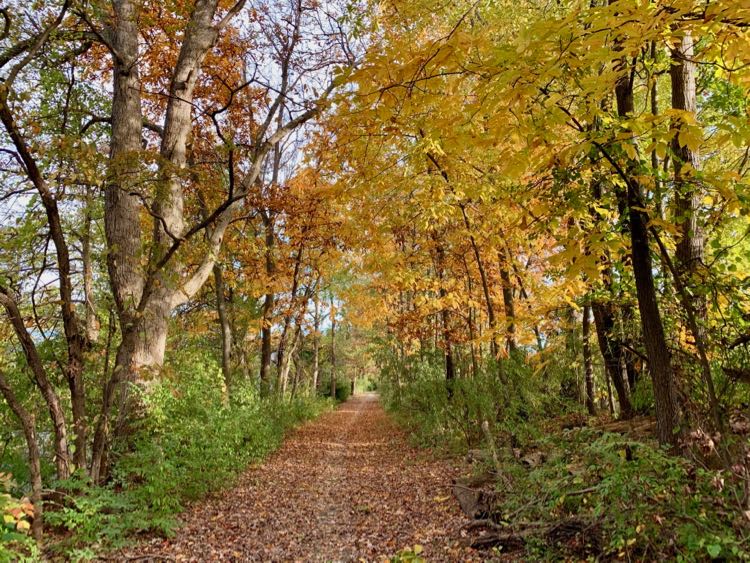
[1,473,34,535]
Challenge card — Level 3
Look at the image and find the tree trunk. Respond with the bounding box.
[280,324,301,396]
[498,256,517,355]
[671,31,703,280]
[614,61,681,445]
[592,301,633,418]
[82,187,100,345]
[564,306,583,403]
[106,0,145,345]
[463,217,498,359]
[434,241,455,383]
[588,144,636,418]
[0,287,71,480]
[0,369,44,541]
[461,256,480,377]
[670,30,708,361]
[330,297,337,399]
[260,212,275,396]
[90,322,140,482]
[291,343,303,398]
[213,264,232,401]
[106,0,230,389]
[582,304,597,416]
[276,246,304,391]
[260,293,274,395]
[605,368,615,415]
[312,294,320,392]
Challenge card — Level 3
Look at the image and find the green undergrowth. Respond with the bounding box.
[380,355,571,453]
[490,428,749,561]
[320,376,352,403]
[381,358,750,561]
[44,354,331,560]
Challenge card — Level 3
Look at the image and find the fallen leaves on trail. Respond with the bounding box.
[122,394,479,562]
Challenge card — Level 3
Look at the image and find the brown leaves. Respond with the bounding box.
[124,395,477,561]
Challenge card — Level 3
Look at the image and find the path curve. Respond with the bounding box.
[127,393,477,562]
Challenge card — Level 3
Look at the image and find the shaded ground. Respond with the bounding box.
[124,393,477,562]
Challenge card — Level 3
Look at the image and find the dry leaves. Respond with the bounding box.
[122,394,478,562]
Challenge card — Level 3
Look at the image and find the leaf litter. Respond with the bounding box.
[122,393,479,562]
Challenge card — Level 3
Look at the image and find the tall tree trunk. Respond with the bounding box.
[260,292,274,395]
[280,323,302,396]
[620,304,641,392]
[671,32,703,278]
[434,241,455,383]
[0,288,71,479]
[330,296,337,399]
[461,256,480,377]
[105,0,145,362]
[463,217,498,359]
[291,342,303,398]
[605,368,615,415]
[671,30,707,353]
[592,301,633,418]
[260,212,275,396]
[72,188,100,469]
[276,246,304,390]
[505,241,544,351]
[582,304,597,416]
[312,294,321,392]
[498,250,517,354]
[0,369,44,541]
[565,306,583,403]
[214,264,232,401]
[82,187,99,345]
[90,324,139,482]
[614,58,681,445]
[106,0,235,385]
[588,137,636,418]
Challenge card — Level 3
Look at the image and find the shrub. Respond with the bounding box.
[494,429,749,561]
[378,352,750,560]
[47,354,329,558]
[320,376,351,402]
[0,473,38,562]
[379,356,553,452]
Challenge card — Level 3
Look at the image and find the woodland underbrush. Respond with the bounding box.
[2,352,331,561]
[381,357,750,561]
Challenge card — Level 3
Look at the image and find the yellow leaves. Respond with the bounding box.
[647,217,680,237]
[421,137,445,157]
[622,142,638,161]
[677,128,702,153]
[1,478,34,537]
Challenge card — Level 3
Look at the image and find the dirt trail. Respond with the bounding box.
[127,393,477,562]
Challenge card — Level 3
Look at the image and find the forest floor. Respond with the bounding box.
[122,393,479,562]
